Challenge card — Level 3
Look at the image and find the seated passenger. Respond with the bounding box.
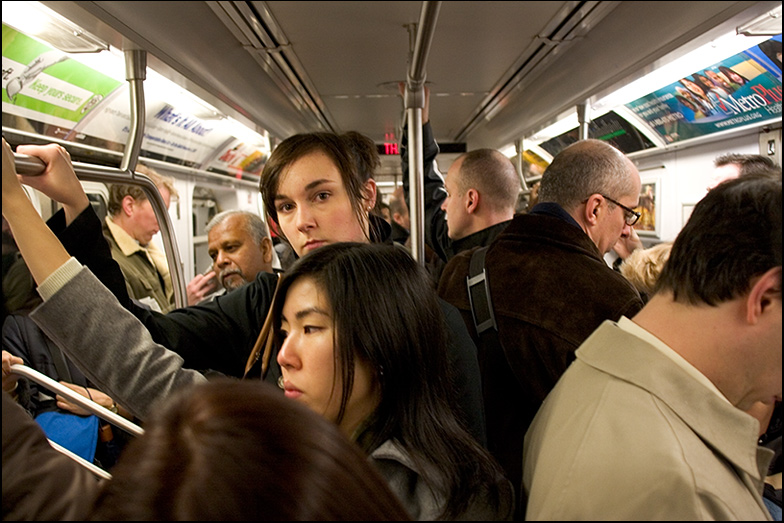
[3,139,508,519]
[104,164,178,312]
[186,210,275,305]
[3,134,487,447]
[2,381,100,521]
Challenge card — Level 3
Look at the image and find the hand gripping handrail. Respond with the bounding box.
[10,364,144,437]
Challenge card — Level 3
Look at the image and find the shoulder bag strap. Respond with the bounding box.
[466,246,497,335]
[243,272,282,379]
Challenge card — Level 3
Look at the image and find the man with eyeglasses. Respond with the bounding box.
[438,138,645,517]
[523,172,781,519]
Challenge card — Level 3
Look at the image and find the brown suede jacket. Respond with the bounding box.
[438,210,644,513]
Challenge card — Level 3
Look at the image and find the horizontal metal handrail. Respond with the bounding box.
[10,152,187,308]
[47,438,112,480]
[10,364,144,437]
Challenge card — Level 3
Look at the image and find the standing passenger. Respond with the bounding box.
[437,138,645,517]
[708,152,781,190]
[2,373,413,521]
[104,164,178,312]
[2,146,513,518]
[523,172,781,520]
[186,210,275,305]
[398,85,519,273]
[2,136,486,446]
[269,242,512,520]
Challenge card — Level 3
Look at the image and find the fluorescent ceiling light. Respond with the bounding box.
[527,112,579,144]
[500,144,517,158]
[2,1,108,53]
[737,5,782,36]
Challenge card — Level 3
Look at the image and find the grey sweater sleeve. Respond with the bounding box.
[30,267,207,421]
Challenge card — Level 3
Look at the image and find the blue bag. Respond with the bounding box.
[35,411,99,463]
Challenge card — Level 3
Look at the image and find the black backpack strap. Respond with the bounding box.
[467,246,497,335]
[45,338,73,384]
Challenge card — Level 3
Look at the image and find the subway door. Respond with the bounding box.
[759,125,782,167]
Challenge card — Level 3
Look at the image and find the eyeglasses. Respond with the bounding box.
[601,195,641,226]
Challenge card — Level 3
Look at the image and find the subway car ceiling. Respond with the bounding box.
[2,0,782,185]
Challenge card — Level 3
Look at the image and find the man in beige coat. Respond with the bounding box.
[523,172,781,520]
[103,165,178,313]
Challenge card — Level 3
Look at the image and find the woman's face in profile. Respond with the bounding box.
[276,276,379,437]
[272,150,371,256]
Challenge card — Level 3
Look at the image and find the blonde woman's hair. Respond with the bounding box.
[619,242,673,296]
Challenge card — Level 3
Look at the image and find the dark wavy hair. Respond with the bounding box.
[90,380,410,520]
[655,172,782,304]
[259,132,383,248]
[271,242,508,519]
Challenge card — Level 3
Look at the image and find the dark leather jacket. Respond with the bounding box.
[438,207,644,509]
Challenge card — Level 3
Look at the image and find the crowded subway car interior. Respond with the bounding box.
[2,1,782,520]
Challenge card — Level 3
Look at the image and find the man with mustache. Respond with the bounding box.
[187,210,275,305]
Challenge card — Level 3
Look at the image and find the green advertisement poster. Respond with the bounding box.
[2,24,123,125]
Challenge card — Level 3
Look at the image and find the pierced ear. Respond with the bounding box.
[363,178,378,210]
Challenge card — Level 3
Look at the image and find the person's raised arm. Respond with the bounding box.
[398,85,452,261]
[2,139,74,284]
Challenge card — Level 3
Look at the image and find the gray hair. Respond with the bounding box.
[205,210,268,245]
[538,139,637,211]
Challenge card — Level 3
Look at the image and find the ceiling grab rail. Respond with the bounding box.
[9,49,188,308]
[403,1,441,265]
[121,50,187,308]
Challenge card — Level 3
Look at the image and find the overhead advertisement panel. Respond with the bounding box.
[2,24,122,133]
[625,35,782,144]
[2,23,269,179]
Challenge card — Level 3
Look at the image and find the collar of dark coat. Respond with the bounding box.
[447,219,512,258]
[499,212,601,260]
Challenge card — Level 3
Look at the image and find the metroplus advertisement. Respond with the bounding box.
[626,35,782,144]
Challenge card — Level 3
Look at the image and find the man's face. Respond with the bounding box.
[595,172,641,255]
[708,164,741,191]
[441,157,471,240]
[208,214,272,291]
[129,187,171,247]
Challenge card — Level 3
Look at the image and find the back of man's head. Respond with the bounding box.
[457,149,520,213]
[714,153,779,177]
[538,139,635,211]
[655,172,782,305]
